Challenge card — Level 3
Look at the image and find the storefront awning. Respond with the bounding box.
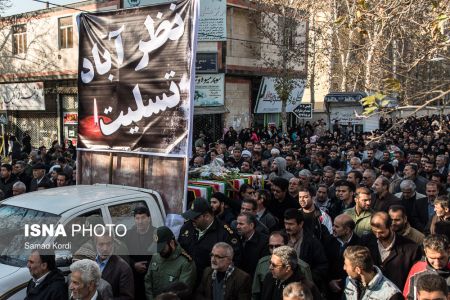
[324,92,367,103]
[194,105,229,115]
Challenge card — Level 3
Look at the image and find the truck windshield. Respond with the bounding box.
[0,204,59,267]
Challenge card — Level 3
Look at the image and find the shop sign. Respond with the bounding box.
[0,82,45,111]
[330,106,363,124]
[196,53,218,73]
[124,0,226,41]
[292,103,312,119]
[194,74,224,107]
[254,77,306,113]
[325,92,367,103]
[63,112,78,125]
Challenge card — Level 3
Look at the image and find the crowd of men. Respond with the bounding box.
[17,114,450,299]
[0,140,76,199]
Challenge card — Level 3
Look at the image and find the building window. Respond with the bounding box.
[59,16,73,49]
[278,16,297,49]
[12,24,27,54]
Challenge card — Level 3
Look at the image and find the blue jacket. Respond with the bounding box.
[344,266,403,300]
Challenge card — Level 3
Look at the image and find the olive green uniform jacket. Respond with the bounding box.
[144,244,196,300]
[344,207,373,238]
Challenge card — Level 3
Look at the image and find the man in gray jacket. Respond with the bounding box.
[343,245,403,300]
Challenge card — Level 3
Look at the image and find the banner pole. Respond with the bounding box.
[108,152,113,184]
[1,124,4,159]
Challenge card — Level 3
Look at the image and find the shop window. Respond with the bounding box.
[12,24,27,54]
[14,114,58,148]
[193,114,223,143]
[59,16,73,49]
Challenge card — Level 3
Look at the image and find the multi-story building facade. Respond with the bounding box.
[0,0,119,147]
[0,0,311,147]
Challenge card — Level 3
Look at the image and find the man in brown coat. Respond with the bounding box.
[388,205,424,245]
[95,234,134,300]
[361,211,422,290]
[195,242,251,300]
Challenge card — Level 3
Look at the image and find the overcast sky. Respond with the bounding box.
[2,0,81,16]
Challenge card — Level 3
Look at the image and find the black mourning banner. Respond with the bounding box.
[78,0,198,155]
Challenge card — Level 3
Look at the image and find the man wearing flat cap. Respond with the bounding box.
[144,226,196,300]
[30,162,53,192]
[178,197,241,284]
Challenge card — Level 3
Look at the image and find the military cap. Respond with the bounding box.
[154,226,175,252]
[182,197,210,220]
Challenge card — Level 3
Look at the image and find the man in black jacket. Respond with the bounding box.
[284,208,328,288]
[268,177,299,230]
[396,179,427,229]
[122,206,156,300]
[0,163,18,198]
[325,214,360,300]
[329,180,356,220]
[25,249,68,300]
[260,245,320,300]
[236,212,269,276]
[210,192,236,226]
[413,181,440,233]
[371,176,401,213]
[298,186,332,242]
[178,197,241,283]
[255,189,278,232]
[30,162,53,192]
[12,160,31,191]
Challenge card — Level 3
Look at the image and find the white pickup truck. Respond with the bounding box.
[0,184,166,299]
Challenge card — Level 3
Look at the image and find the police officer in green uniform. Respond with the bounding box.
[144,226,196,300]
[178,197,241,283]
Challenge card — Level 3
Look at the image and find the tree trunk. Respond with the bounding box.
[281,99,288,134]
[309,14,316,108]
